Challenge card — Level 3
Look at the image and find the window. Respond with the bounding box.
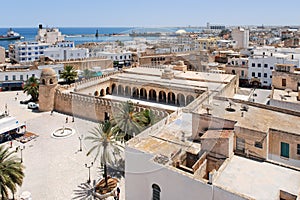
[270,75,272,78]
[241,70,244,77]
[264,73,267,78]
[5,75,8,81]
[281,142,289,158]
[270,66,273,70]
[242,61,246,65]
[152,184,161,200]
[282,79,286,87]
[255,141,263,149]
[35,52,38,55]
[12,75,16,80]
[264,64,268,68]
[258,72,261,77]
[252,63,255,67]
[258,63,261,67]
[297,144,300,155]
[252,72,255,77]
[20,75,23,80]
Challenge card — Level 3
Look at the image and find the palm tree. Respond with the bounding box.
[139,109,161,127]
[112,101,145,139]
[82,69,96,80]
[85,121,123,188]
[23,76,39,102]
[60,65,78,84]
[0,145,25,200]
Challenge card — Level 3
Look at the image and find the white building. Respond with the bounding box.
[44,47,88,61]
[9,41,74,64]
[95,51,132,67]
[0,64,63,90]
[248,50,300,87]
[231,27,249,49]
[35,24,65,44]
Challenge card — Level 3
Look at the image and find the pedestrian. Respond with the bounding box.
[50,110,53,115]
[72,116,74,122]
[116,187,120,200]
[65,117,68,123]
[15,97,17,101]
[16,92,18,95]
[10,140,12,148]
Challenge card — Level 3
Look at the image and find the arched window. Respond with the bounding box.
[49,79,53,84]
[42,79,46,85]
[152,184,161,200]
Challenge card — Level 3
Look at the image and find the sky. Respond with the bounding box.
[1,0,300,27]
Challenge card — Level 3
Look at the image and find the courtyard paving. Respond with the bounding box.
[0,91,125,200]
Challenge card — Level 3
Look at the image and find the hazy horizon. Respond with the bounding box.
[1,0,300,27]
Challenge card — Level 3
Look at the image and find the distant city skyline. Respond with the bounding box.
[2,0,300,27]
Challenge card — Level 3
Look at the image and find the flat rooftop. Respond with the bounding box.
[127,114,200,158]
[197,99,300,134]
[215,156,300,200]
[272,89,299,103]
[113,72,227,92]
[125,67,235,84]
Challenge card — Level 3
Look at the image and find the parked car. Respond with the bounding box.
[27,102,39,109]
[20,99,32,104]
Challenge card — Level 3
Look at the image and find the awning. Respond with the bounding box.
[0,116,25,135]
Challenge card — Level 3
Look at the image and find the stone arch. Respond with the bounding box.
[112,83,117,95]
[168,92,176,105]
[42,79,46,85]
[177,93,186,106]
[106,87,111,95]
[140,88,147,100]
[186,95,195,105]
[118,85,124,96]
[94,90,99,96]
[100,89,105,96]
[132,87,139,98]
[149,89,157,101]
[125,86,131,97]
[158,91,166,103]
[49,79,53,84]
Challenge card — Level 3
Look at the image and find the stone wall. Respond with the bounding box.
[54,91,170,122]
[268,128,300,168]
[272,71,300,91]
[59,58,113,70]
[234,126,267,160]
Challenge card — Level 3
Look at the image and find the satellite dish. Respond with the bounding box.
[240,104,249,111]
[279,94,287,100]
[226,99,236,112]
[203,104,213,115]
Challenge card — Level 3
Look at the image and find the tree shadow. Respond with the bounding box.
[72,182,94,200]
[97,158,125,180]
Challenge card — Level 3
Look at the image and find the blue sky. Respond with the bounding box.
[1,0,300,27]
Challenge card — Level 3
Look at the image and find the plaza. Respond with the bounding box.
[0,91,125,200]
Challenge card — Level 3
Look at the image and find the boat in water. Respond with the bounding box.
[0,28,22,40]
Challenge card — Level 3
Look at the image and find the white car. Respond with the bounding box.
[27,102,39,109]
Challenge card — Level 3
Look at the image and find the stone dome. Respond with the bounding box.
[41,68,56,77]
[164,68,172,73]
[175,29,187,34]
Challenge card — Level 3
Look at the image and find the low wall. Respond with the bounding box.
[54,91,171,122]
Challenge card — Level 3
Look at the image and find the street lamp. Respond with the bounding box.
[85,162,93,184]
[16,146,25,163]
[78,135,83,152]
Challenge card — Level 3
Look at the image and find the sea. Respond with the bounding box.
[0,27,193,50]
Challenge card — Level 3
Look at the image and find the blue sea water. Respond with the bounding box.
[0,27,181,50]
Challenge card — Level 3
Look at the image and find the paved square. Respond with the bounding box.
[0,91,125,200]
